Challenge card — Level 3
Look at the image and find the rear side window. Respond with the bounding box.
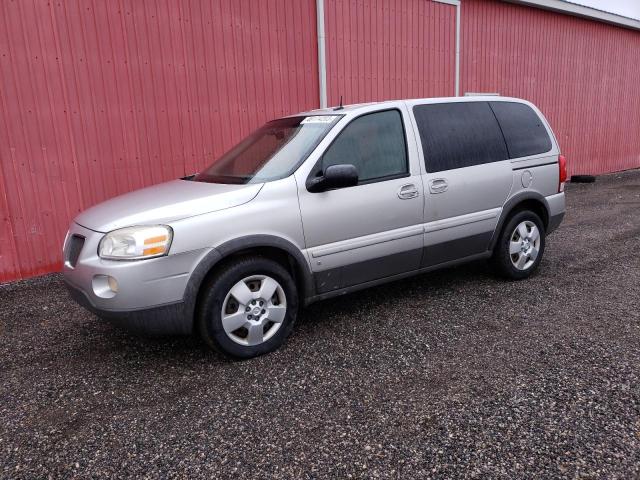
[321,109,408,183]
[489,102,552,158]
[413,102,508,172]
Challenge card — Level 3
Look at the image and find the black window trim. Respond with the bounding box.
[512,160,558,171]
[306,107,411,192]
[488,101,511,158]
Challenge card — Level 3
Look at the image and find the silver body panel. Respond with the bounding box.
[168,177,307,256]
[546,192,566,218]
[75,180,263,232]
[63,96,566,334]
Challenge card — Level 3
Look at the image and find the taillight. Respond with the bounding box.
[558,154,567,192]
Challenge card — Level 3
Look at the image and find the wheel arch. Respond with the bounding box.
[489,192,550,252]
[182,235,314,331]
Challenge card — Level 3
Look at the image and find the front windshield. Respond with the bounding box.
[194,115,341,184]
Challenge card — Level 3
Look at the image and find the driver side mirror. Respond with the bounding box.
[307,164,359,193]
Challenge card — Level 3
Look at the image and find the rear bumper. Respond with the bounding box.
[65,280,191,335]
[546,192,566,234]
[548,212,565,234]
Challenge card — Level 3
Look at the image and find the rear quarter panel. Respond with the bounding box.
[498,97,562,205]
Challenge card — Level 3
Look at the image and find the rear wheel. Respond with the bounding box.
[491,210,545,280]
[198,256,298,359]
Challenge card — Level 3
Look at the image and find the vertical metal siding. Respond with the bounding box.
[3,0,640,283]
[461,0,640,176]
[324,0,456,105]
[0,0,319,282]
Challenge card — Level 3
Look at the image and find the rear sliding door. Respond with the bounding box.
[410,101,513,267]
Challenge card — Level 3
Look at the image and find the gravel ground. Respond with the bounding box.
[1,170,640,479]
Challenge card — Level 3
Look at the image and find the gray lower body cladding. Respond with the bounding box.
[309,210,565,300]
[313,231,493,294]
[314,249,422,294]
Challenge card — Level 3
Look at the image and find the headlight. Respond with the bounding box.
[98,225,173,260]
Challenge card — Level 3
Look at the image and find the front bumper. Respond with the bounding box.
[63,222,212,335]
[65,280,190,335]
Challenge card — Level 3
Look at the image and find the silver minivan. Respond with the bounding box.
[63,96,566,358]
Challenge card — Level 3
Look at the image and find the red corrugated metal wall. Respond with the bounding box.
[461,0,640,176]
[324,0,456,104]
[2,0,640,282]
[0,0,319,282]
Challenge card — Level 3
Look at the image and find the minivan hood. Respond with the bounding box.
[75,180,263,232]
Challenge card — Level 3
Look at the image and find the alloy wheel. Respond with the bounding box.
[509,220,541,271]
[220,275,287,346]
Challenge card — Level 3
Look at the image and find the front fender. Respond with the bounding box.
[182,235,315,324]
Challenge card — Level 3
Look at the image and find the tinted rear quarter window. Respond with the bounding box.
[489,101,552,158]
[412,102,509,173]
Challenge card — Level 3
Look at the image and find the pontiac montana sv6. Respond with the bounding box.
[63,97,566,358]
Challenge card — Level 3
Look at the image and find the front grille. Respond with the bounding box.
[65,234,85,268]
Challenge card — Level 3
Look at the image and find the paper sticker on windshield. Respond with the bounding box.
[301,115,338,124]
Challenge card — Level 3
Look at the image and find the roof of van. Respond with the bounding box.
[294,96,530,117]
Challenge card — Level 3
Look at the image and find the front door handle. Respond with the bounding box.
[398,183,419,200]
[429,178,448,194]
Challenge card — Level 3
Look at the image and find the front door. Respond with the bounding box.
[296,108,424,294]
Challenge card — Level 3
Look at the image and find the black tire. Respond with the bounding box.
[570,175,596,183]
[490,210,546,280]
[197,256,298,359]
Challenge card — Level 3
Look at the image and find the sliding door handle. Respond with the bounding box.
[429,178,448,194]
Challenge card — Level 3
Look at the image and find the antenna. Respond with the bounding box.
[333,95,344,111]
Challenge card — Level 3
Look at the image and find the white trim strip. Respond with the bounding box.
[311,225,424,258]
[455,1,461,96]
[505,0,640,31]
[316,0,328,108]
[433,0,460,5]
[432,0,461,96]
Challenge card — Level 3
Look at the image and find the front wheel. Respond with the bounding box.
[197,256,298,359]
[490,210,546,280]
